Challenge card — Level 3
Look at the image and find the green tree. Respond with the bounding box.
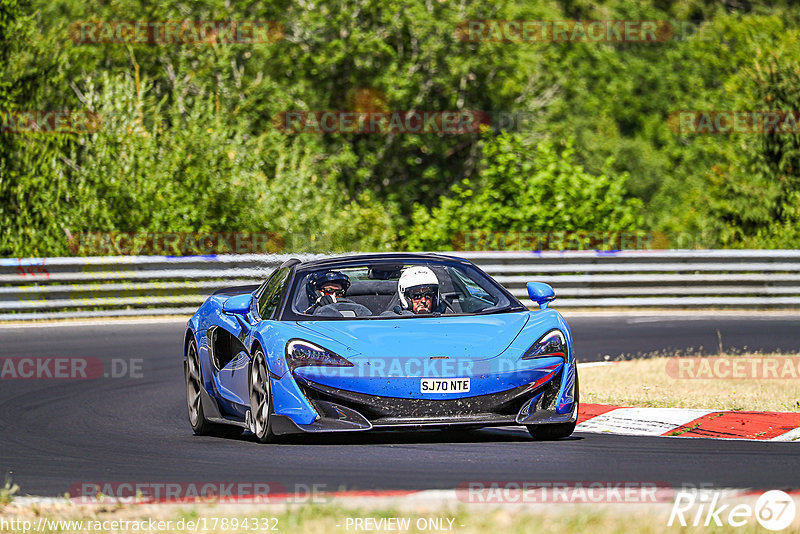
[672,19,800,248]
[0,0,74,256]
[406,132,643,250]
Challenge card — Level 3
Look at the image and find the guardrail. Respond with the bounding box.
[2,250,800,320]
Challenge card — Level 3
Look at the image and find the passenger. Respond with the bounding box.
[397,266,441,315]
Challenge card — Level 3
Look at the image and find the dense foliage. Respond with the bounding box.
[1,0,799,256]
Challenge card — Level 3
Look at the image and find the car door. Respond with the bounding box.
[224,266,291,404]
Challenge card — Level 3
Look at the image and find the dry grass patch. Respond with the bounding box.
[581,354,800,412]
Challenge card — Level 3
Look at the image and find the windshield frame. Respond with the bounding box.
[276,253,526,322]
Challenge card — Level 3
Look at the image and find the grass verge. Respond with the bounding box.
[0,477,19,508]
[2,498,798,534]
[581,353,800,412]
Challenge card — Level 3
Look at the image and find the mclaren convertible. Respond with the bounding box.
[183,253,578,442]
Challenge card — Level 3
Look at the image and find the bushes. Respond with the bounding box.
[1,70,401,256]
[406,132,643,250]
[5,0,800,256]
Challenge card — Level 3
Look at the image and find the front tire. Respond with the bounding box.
[185,338,243,438]
[527,373,579,441]
[249,348,277,443]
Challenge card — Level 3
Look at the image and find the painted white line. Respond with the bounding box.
[13,489,462,507]
[576,408,716,436]
[12,497,71,506]
[0,317,187,329]
[624,315,800,323]
[771,427,800,442]
[577,362,616,369]
[561,311,800,319]
[387,489,458,501]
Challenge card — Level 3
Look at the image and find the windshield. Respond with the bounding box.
[286,258,522,320]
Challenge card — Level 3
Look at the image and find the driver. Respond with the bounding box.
[304,271,350,314]
[397,266,442,315]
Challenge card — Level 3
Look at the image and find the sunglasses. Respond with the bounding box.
[320,287,345,297]
[409,292,434,301]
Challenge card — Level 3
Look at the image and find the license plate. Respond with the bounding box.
[420,378,470,394]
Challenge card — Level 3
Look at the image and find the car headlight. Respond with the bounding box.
[521,329,567,360]
[285,339,354,373]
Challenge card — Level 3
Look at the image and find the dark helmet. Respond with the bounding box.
[305,270,350,302]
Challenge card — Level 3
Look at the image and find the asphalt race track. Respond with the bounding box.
[566,313,800,360]
[0,314,798,497]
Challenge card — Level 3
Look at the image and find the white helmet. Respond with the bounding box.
[398,266,439,310]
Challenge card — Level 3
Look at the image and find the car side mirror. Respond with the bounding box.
[223,294,253,315]
[527,282,555,310]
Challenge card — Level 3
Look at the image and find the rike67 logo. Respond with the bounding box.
[669,489,796,531]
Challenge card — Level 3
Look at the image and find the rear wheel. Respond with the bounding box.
[527,373,579,441]
[249,348,277,443]
[186,338,243,438]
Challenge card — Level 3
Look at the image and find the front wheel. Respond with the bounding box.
[527,373,579,441]
[249,349,277,443]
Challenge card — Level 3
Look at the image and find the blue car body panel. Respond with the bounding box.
[184,253,578,435]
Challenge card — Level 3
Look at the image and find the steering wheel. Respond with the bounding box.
[313,301,373,317]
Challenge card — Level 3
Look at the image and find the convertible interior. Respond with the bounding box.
[293,264,498,318]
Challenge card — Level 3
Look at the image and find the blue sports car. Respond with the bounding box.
[183,253,578,442]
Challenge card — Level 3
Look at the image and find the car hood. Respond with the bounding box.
[295,312,530,361]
